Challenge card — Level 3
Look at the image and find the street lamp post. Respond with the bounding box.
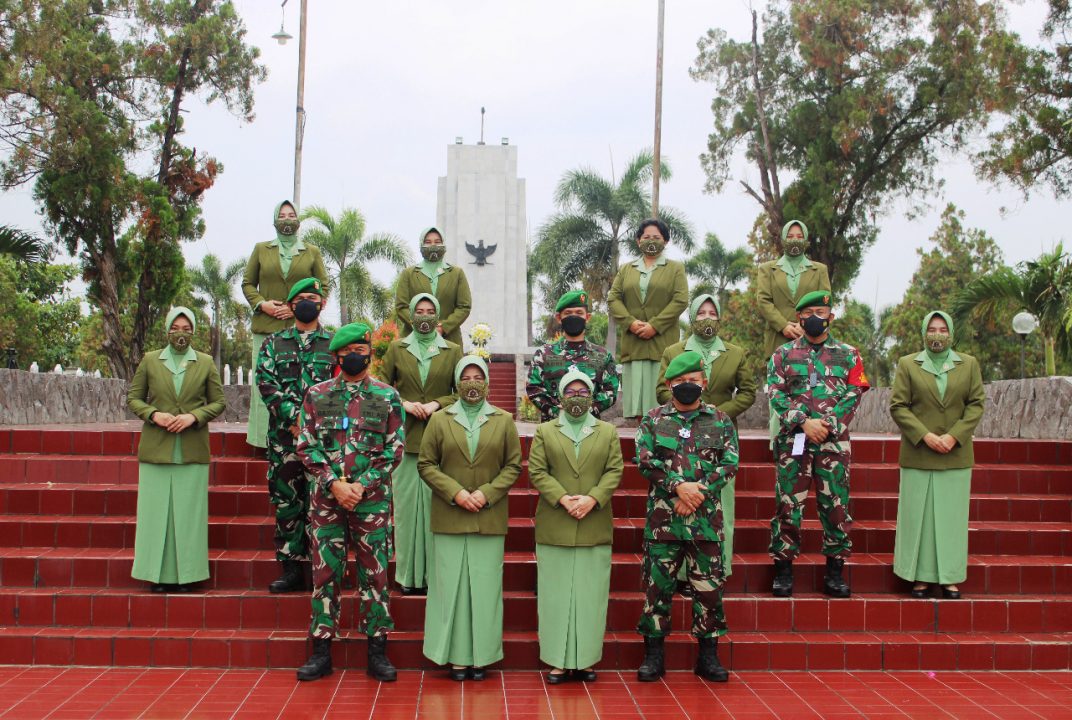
[1012,311,1038,379]
[272,0,308,211]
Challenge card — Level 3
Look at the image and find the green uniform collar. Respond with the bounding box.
[776,253,811,275]
[632,254,668,272]
[685,333,726,355]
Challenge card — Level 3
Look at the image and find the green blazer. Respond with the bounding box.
[527,420,623,547]
[418,406,522,535]
[126,349,227,464]
[379,338,462,453]
[394,265,473,347]
[242,240,329,335]
[608,259,689,362]
[889,353,986,470]
[755,258,831,358]
[655,340,756,418]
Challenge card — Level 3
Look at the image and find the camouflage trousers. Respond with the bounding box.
[769,442,852,561]
[266,433,309,562]
[308,486,394,639]
[638,539,726,638]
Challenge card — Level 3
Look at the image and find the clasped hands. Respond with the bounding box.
[330,479,365,511]
[453,488,489,513]
[923,432,957,454]
[559,494,597,520]
[403,400,441,420]
[628,320,657,340]
[782,322,805,340]
[801,418,831,444]
[260,300,293,320]
[673,481,706,517]
[152,412,197,434]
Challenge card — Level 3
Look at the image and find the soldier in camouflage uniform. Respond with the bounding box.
[295,323,405,683]
[256,277,335,593]
[526,290,619,422]
[635,351,737,683]
[767,290,870,599]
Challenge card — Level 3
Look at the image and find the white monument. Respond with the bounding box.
[437,141,529,354]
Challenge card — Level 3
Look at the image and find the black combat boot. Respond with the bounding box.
[772,559,794,597]
[636,636,665,682]
[296,638,332,681]
[823,557,851,598]
[269,559,304,593]
[367,635,397,682]
[694,636,729,682]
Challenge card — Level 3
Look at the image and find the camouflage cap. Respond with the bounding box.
[329,322,373,351]
[665,350,704,381]
[286,277,325,303]
[555,290,590,313]
[795,290,833,312]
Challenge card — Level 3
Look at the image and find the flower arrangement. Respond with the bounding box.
[369,320,399,380]
[468,322,493,359]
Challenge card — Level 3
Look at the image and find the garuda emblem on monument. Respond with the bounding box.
[465,239,497,266]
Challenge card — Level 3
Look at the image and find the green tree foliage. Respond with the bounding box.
[531,150,694,352]
[187,253,245,368]
[0,225,46,262]
[885,205,1048,381]
[977,0,1072,196]
[0,254,81,369]
[690,1,1021,292]
[716,267,768,385]
[299,206,410,326]
[684,232,750,309]
[953,242,1071,377]
[0,0,266,378]
[835,300,893,387]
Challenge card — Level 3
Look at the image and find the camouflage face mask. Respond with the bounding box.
[168,330,193,352]
[925,332,951,353]
[640,237,666,257]
[458,379,488,404]
[783,238,808,257]
[420,244,445,262]
[275,217,300,236]
[561,395,593,419]
[414,314,439,335]
[692,318,719,340]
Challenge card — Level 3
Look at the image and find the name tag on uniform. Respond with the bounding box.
[792,433,806,456]
[809,371,818,388]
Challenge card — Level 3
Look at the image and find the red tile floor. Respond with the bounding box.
[0,667,1070,719]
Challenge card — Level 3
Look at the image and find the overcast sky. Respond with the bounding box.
[2,0,1067,326]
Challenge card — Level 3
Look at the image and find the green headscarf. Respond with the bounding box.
[449,355,492,459]
[684,293,726,369]
[405,292,445,385]
[409,293,441,344]
[916,310,959,398]
[273,200,300,275]
[161,306,198,378]
[777,219,811,295]
[557,369,596,454]
[418,226,448,293]
[780,219,809,245]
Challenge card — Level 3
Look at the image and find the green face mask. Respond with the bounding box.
[561,395,593,419]
[414,313,439,335]
[275,217,300,236]
[692,318,719,340]
[783,238,808,257]
[925,332,951,353]
[420,244,445,262]
[168,330,193,352]
[640,237,666,257]
[458,379,488,405]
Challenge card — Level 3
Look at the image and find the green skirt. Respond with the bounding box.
[721,478,735,576]
[893,467,971,585]
[423,533,504,667]
[622,360,661,418]
[246,332,270,448]
[392,453,434,589]
[536,544,611,670]
[131,462,210,584]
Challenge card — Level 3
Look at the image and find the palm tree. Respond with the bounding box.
[188,254,246,368]
[0,226,48,263]
[684,232,751,309]
[300,206,412,326]
[953,244,1071,375]
[532,150,694,352]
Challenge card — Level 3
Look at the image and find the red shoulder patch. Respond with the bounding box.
[847,350,870,389]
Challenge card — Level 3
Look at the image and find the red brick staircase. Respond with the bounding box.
[0,424,1070,671]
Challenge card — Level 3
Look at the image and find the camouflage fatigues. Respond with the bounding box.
[526,339,619,422]
[767,337,870,561]
[297,375,405,638]
[256,326,335,561]
[635,403,738,638]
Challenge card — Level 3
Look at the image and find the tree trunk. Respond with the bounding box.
[605,242,621,356]
[95,241,131,379]
[212,302,222,369]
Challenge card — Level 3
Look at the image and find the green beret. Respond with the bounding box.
[329,322,373,351]
[665,351,704,381]
[555,290,590,313]
[795,290,833,312]
[286,277,325,303]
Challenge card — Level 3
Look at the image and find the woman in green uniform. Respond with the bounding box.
[755,220,831,360]
[890,311,985,599]
[127,307,226,592]
[242,200,328,447]
[418,355,522,680]
[656,293,756,576]
[528,369,623,683]
[394,227,473,347]
[608,218,689,419]
[380,293,462,594]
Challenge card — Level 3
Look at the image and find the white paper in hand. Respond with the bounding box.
[792,433,806,457]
